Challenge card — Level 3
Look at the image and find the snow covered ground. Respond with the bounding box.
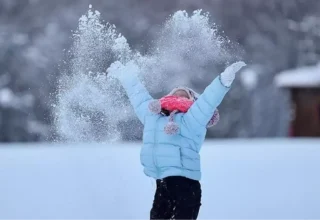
[0,139,320,219]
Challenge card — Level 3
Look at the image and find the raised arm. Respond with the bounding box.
[182,62,246,130]
[107,61,154,124]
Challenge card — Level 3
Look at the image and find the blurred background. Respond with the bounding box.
[1,0,320,142]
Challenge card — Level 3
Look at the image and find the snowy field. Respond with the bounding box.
[0,139,320,219]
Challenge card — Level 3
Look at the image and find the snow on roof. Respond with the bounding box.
[274,63,320,88]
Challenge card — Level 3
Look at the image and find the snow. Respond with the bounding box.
[0,88,34,108]
[55,9,240,142]
[27,120,49,136]
[0,88,14,107]
[240,68,258,90]
[288,16,320,35]
[0,139,320,219]
[274,63,320,88]
[12,33,28,45]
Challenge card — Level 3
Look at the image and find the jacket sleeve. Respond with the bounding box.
[182,75,230,130]
[117,72,154,125]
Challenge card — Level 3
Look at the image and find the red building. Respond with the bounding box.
[275,63,320,137]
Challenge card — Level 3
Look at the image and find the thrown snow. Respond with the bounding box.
[274,63,320,88]
[54,7,242,143]
[0,139,319,219]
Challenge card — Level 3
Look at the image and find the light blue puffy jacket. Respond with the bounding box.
[119,72,230,181]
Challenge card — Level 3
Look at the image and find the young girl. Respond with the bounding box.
[107,61,246,219]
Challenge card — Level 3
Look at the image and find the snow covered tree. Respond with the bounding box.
[0,0,319,141]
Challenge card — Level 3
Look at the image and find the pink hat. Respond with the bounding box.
[148,86,220,135]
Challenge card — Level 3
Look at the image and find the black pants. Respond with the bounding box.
[150,176,202,220]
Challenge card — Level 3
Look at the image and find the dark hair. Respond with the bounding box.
[160,108,170,116]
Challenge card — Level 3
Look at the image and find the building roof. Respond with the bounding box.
[274,63,320,88]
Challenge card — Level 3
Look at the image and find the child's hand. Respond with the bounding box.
[107,60,140,80]
[225,61,246,74]
[107,61,124,79]
[220,61,246,87]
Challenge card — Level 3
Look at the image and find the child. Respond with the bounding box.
[107,61,246,219]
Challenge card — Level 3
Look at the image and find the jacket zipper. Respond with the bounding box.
[153,117,159,177]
